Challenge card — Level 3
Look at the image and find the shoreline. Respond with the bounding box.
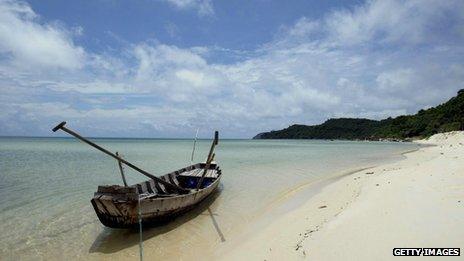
[266,144,423,212]
[215,146,418,254]
[218,131,464,260]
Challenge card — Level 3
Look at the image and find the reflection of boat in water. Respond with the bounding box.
[52,121,221,228]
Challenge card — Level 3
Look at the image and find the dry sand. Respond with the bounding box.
[219,131,464,260]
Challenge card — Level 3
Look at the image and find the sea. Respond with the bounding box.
[0,137,420,260]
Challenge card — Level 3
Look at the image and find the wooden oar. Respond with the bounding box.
[52,121,189,194]
[196,131,219,191]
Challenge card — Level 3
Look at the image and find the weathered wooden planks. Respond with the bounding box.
[178,168,218,178]
[97,185,137,194]
[91,163,222,228]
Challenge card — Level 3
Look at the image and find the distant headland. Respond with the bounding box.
[254,89,464,141]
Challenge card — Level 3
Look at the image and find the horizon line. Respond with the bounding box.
[0,135,252,140]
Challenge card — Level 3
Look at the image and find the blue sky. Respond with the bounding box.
[27,1,354,52]
[0,0,463,138]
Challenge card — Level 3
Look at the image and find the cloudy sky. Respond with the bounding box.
[0,0,463,138]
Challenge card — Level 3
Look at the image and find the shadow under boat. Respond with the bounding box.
[89,185,223,254]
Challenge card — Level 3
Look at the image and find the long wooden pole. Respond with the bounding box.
[52,122,189,193]
[196,131,218,191]
[190,128,199,163]
[116,152,128,187]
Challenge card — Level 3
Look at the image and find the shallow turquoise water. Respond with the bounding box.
[0,137,419,260]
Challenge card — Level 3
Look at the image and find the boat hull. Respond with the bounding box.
[91,175,220,228]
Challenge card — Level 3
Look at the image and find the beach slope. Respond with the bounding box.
[221,131,464,260]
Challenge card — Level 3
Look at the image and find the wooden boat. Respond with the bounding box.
[91,162,221,228]
[52,121,221,228]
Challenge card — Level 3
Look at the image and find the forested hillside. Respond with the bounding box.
[254,90,464,140]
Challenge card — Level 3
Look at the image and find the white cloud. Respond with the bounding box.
[175,69,216,88]
[376,68,415,93]
[133,44,207,75]
[49,81,132,94]
[0,101,198,137]
[0,0,464,137]
[286,18,320,38]
[282,0,464,46]
[160,0,214,16]
[0,0,85,69]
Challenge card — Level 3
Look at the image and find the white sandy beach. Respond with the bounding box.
[220,132,464,260]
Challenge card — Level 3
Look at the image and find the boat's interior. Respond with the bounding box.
[131,163,221,195]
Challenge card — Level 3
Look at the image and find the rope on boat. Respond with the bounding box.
[138,195,143,261]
